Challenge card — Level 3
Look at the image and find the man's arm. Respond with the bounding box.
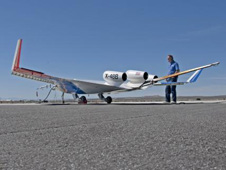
[175,62,180,73]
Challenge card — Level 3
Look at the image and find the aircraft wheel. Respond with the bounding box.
[105,96,112,104]
[79,96,87,104]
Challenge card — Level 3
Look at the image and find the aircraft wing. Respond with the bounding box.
[69,79,126,94]
[11,39,126,94]
[141,62,220,88]
[153,62,219,82]
[11,39,220,94]
[11,39,55,84]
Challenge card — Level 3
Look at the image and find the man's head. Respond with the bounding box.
[167,55,174,63]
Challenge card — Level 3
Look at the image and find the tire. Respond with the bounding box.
[105,96,112,104]
[79,96,87,104]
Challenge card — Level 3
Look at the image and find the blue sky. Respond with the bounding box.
[0,0,225,100]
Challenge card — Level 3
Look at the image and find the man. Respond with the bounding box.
[165,55,180,103]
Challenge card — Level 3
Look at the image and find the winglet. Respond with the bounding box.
[187,69,203,83]
[12,39,22,72]
[211,62,220,66]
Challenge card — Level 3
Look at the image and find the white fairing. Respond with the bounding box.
[126,70,148,83]
[103,71,127,86]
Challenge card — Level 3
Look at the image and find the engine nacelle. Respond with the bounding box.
[126,70,148,83]
[147,74,158,83]
[103,71,127,85]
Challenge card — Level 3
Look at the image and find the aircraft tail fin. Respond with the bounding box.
[12,39,22,71]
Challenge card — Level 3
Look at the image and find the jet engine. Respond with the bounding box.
[147,74,158,83]
[126,70,149,83]
[103,71,127,85]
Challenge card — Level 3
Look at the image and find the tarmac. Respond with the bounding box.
[0,101,226,169]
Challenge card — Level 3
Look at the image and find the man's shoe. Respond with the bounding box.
[171,101,177,104]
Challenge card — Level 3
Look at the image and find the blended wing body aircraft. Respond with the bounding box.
[11,39,220,104]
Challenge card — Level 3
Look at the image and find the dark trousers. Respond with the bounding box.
[165,77,178,102]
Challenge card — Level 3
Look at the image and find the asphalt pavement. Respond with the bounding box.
[0,102,226,169]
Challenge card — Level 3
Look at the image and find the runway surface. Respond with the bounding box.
[0,102,226,169]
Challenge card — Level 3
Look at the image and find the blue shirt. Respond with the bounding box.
[168,60,179,75]
[167,60,179,82]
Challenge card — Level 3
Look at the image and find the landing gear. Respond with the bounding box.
[62,92,65,104]
[79,96,87,104]
[98,93,113,104]
[72,93,79,101]
[105,96,112,104]
[72,93,87,104]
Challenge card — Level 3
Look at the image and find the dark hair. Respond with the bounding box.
[168,55,174,59]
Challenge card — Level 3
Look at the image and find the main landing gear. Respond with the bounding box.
[65,93,112,105]
[79,96,87,104]
[72,93,87,104]
[98,93,112,104]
